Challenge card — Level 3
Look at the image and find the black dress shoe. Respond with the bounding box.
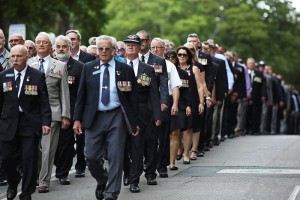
[146,177,157,185]
[60,177,71,185]
[197,151,204,157]
[130,183,140,193]
[158,168,168,178]
[95,185,105,200]
[75,170,85,178]
[123,176,129,186]
[0,179,7,186]
[7,188,17,200]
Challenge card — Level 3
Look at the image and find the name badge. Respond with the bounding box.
[137,73,151,86]
[117,81,132,91]
[5,73,14,78]
[25,85,38,95]
[2,81,13,92]
[93,70,101,75]
[199,58,207,66]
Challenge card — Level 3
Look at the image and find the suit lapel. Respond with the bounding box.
[137,61,145,78]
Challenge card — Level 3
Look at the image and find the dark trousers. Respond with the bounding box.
[0,114,39,199]
[85,109,125,200]
[214,103,223,141]
[198,106,207,151]
[144,121,160,179]
[75,133,86,171]
[157,120,170,172]
[54,122,75,178]
[247,102,262,134]
[204,106,214,148]
[123,128,145,184]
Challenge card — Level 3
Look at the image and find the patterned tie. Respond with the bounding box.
[129,61,133,67]
[15,72,21,96]
[39,58,45,73]
[101,63,110,105]
[141,55,145,63]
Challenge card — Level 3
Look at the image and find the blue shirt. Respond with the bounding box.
[98,59,121,111]
[214,53,234,90]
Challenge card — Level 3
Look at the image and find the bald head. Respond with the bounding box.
[10,45,28,72]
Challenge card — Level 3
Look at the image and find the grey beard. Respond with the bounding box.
[56,51,71,61]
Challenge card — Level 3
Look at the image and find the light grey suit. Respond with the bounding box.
[1,49,11,70]
[28,56,70,187]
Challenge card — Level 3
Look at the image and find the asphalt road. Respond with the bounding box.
[1,134,300,200]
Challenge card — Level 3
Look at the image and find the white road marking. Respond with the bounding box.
[288,185,300,200]
[217,169,300,174]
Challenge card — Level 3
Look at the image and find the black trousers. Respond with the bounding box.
[54,122,75,178]
[123,127,145,184]
[75,133,86,171]
[144,121,160,179]
[157,120,170,172]
[203,106,214,149]
[0,113,39,199]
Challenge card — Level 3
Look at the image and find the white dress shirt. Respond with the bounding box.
[37,55,51,73]
[166,60,182,95]
[14,66,28,111]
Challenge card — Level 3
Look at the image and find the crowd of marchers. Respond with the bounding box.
[0,28,299,200]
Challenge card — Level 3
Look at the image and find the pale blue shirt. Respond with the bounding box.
[98,59,120,111]
[214,53,234,90]
[0,49,7,64]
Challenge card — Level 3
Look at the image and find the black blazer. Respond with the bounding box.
[212,56,228,101]
[66,57,84,118]
[135,61,161,128]
[251,70,266,104]
[177,68,191,111]
[147,53,168,105]
[79,50,96,64]
[73,59,139,132]
[0,66,51,141]
[198,51,215,93]
[232,62,246,99]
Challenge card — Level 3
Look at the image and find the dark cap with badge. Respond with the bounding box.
[257,60,265,67]
[123,35,141,44]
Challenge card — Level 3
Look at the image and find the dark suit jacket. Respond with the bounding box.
[66,57,84,118]
[198,51,215,93]
[177,68,191,111]
[232,62,246,99]
[0,66,51,141]
[73,59,139,132]
[79,50,96,64]
[212,56,228,101]
[146,53,168,105]
[135,61,161,128]
[251,70,266,104]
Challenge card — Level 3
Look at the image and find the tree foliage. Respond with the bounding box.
[0,0,299,88]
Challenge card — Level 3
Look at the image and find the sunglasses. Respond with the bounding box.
[98,47,112,51]
[117,47,124,52]
[177,53,188,57]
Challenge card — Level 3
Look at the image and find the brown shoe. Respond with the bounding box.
[38,186,49,193]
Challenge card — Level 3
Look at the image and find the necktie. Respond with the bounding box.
[141,55,145,63]
[39,58,45,72]
[101,63,110,105]
[15,72,21,95]
[129,61,133,67]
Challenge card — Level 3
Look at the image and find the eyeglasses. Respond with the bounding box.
[117,47,124,52]
[36,40,49,45]
[141,39,149,43]
[177,53,188,57]
[151,46,164,50]
[9,39,22,43]
[165,56,175,60]
[98,47,112,51]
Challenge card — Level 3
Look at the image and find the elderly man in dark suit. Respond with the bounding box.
[65,29,96,178]
[0,45,51,200]
[73,35,140,200]
[136,30,168,184]
[122,35,161,193]
[53,35,84,185]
